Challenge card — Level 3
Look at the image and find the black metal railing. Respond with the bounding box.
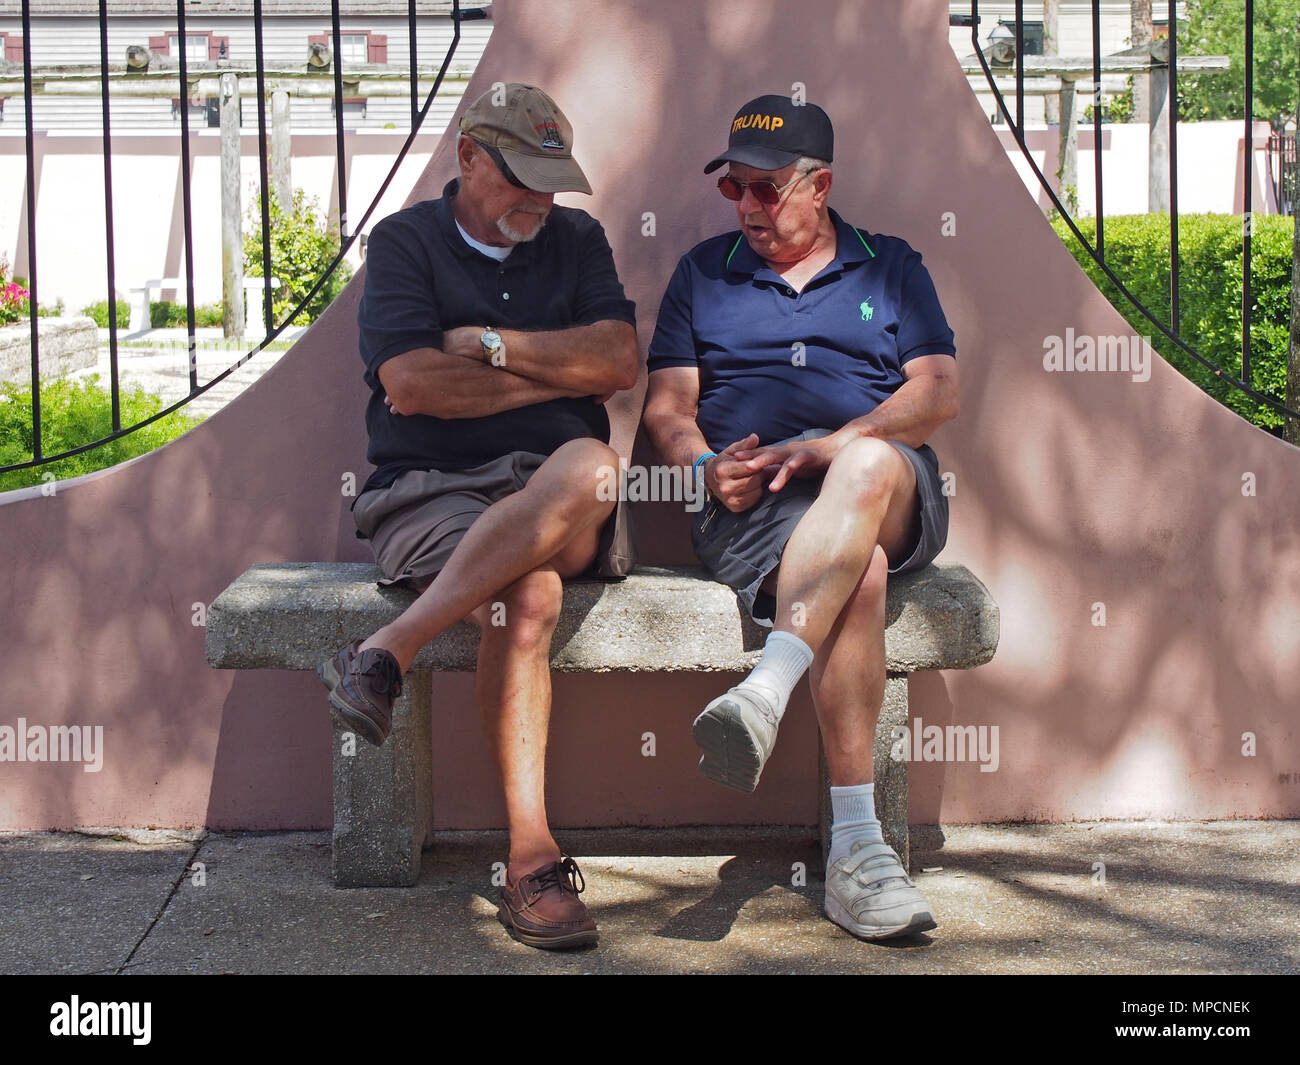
[3,0,483,476]
[1267,131,1296,218]
[966,0,1298,425]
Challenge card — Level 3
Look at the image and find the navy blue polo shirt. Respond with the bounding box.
[647,209,955,452]
[356,178,636,494]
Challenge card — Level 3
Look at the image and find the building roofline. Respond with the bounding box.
[0,2,458,16]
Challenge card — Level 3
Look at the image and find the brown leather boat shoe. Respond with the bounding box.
[498,856,598,950]
[316,638,403,746]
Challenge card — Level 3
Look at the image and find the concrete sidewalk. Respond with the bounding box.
[1,822,1296,975]
[67,327,309,418]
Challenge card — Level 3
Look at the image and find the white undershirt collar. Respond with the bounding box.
[456,219,512,262]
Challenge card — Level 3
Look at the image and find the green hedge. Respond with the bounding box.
[0,374,203,492]
[1051,213,1294,432]
[78,299,224,329]
[79,299,131,328]
[149,301,224,328]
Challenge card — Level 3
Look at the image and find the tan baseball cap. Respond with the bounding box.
[459,83,592,195]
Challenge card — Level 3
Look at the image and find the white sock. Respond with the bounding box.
[737,630,813,721]
[828,782,885,865]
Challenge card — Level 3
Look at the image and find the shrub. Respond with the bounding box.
[0,374,204,491]
[149,301,224,328]
[0,254,25,325]
[244,187,352,326]
[80,299,132,328]
[0,280,29,324]
[1,255,30,324]
[1051,213,1294,432]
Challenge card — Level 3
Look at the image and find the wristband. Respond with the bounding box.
[693,452,718,480]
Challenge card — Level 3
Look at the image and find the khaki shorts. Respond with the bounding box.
[353,451,626,592]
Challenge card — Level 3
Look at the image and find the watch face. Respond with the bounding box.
[481,329,502,352]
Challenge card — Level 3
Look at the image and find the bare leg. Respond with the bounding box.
[808,545,889,785]
[770,437,918,650]
[359,437,616,672]
[692,441,921,793]
[466,525,602,879]
[469,568,563,877]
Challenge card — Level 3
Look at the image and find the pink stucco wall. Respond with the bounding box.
[2,0,1297,831]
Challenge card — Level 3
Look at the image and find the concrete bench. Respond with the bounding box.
[127,279,182,333]
[205,562,999,887]
[126,277,281,334]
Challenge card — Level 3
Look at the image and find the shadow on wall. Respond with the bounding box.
[1,0,1296,834]
[489,0,1300,820]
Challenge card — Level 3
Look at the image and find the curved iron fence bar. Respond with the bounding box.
[3,0,475,476]
[967,3,1299,422]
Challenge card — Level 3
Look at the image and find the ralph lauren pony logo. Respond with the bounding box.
[536,120,565,151]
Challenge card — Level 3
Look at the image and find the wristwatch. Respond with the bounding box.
[480,328,504,363]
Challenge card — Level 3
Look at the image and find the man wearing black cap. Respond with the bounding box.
[318,84,638,950]
[645,94,960,941]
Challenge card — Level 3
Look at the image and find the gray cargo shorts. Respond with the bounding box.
[689,429,949,626]
[353,450,626,592]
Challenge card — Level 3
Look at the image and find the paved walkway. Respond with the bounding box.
[66,327,306,419]
[2,822,1296,975]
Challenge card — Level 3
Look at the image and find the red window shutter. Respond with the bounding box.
[209,36,228,60]
[148,35,169,55]
[368,34,387,63]
[4,35,24,62]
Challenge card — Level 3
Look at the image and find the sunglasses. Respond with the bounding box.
[717,168,820,205]
[475,138,529,190]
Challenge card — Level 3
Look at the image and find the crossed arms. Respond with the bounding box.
[380,320,639,419]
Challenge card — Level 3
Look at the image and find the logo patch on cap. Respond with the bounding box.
[536,120,565,152]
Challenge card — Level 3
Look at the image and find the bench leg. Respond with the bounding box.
[128,289,149,333]
[331,669,434,887]
[819,672,910,872]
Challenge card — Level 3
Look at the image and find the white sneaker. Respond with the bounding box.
[691,686,780,793]
[825,840,937,940]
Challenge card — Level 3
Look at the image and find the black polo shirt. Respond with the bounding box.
[647,209,955,452]
[356,178,637,494]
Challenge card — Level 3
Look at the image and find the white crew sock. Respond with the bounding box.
[737,630,813,721]
[828,782,885,865]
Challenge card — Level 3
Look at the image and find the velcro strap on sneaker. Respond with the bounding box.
[844,843,913,887]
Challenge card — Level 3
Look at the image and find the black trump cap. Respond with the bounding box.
[703,93,834,174]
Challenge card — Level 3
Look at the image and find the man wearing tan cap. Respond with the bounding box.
[318,84,638,950]
[645,94,960,942]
